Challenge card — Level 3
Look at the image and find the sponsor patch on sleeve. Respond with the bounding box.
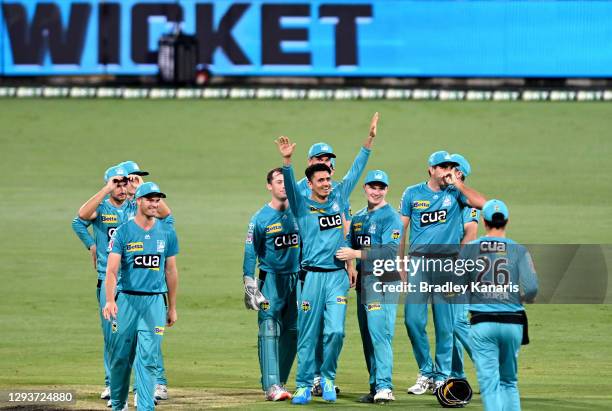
[391,229,401,240]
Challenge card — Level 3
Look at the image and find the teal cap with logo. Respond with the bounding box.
[118,160,149,176]
[450,153,471,177]
[308,142,336,159]
[482,199,509,221]
[364,169,389,186]
[428,150,458,167]
[104,165,128,183]
[135,182,166,199]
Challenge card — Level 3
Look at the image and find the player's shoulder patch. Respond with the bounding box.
[392,229,401,240]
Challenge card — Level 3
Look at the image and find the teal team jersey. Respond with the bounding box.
[461,236,538,313]
[109,219,179,293]
[296,146,371,220]
[242,204,301,277]
[283,164,357,270]
[93,200,136,279]
[350,204,403,267]
[399,182,468,254]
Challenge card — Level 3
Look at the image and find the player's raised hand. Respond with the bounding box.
[167,307,177,327]
[103,301,118,321]
[363,112,379,149]
[275,136,296,159]
[128,174,143,190]
[104,177,120,194]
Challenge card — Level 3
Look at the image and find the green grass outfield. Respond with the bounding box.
[1,100,611,410]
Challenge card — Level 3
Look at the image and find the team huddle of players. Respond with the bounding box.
[243,113,538,410]
[72,162,179,411]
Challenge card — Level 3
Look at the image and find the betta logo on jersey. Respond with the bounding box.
[356,234,371,247]
[336,296,347,305]
[265,223,282,234]
[392,229,401,240]
[133,254,161,270]
[480,241,507,254]
[420,210,447,226]
[413,200,430,210]
[154,326,165,335]
[367,303,381,311]
[318,214,342,231]
[101,214,118,224]
[126,242,144,252]
[273,233,299,250]
[301,301,311,312]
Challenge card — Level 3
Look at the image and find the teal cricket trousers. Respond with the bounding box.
[296,270,349,388]
[471,322,523,411]
[404,257,455,382]
[257,272,298,391]
[356,283,398,392]
[96,279,112,387]
[451,303,472,379]
[108,292,166,411]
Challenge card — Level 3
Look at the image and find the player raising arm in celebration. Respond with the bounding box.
[103,182,179,411]
[276,136,359,405]
[242,168,301,401]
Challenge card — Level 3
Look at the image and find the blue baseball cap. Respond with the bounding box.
[118,160,149,176]
[428,150,458,167]
[308,142,336,159]
[104,165,128,183]
[450,153,471,177]
[364,170,389,186]
[482,199,509,221]
[135,182,166,199]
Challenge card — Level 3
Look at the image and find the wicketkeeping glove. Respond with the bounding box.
[243,276,267,311]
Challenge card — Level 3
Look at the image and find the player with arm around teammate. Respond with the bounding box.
[103,182,179,411]
[336,170,403,403]
[242,168,301,401]
[461,199,538,411]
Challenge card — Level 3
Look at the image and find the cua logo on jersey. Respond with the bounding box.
[480,241,507,254]
[126,242,144,252]
[301,301,311,312]
[420,210,447,226]
[273,233,299,250]
[367,303,381,311]
[336,296,347,305]
[356,235,371,247]
[265,223,282,234]
[318,214,342,231]
[154,326,164,335]
[392,229,401,240]
[133,254,161,270]
[413,200,430,210]
[101,214,118,224]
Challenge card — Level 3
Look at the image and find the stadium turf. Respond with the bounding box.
[1,100,611,409]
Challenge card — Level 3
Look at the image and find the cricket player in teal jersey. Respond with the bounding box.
[336,170,403,404]
[242,168,301,401]
[103,182,179,411]
[450,153,480,380]
[72,165,136,404]
[276,136,364,405]
[297,112,379,396]
[460,199,538,411]
[118,160,172,403]
[399,151,487,394]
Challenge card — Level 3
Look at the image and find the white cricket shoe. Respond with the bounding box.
[101,386,111,400]
[432,380,445,395]
[154,384,168,400]
[266,384,292,401]
[407,374,433,395]
[374,389,395,403]
[106,399,112,408]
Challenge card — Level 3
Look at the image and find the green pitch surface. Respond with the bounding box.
[1,100,611,410]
